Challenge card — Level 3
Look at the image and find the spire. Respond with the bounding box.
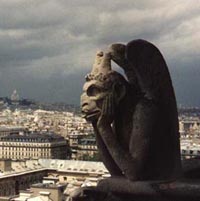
[11,89,19,101]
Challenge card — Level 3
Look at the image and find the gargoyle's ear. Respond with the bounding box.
[112,83,126,104]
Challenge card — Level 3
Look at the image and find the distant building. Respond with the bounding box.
[11,90,20,102]
[0,162,47,197]
[67,133,83,159]
[0,159,108,198]
[67,134,98,160]
[0,133,70,160]
[77,138,98,160]
[0,159,12,172]
[10,90,20,107]
[12,180,67,201]
[29,182,67,201]
[0,127,26,138]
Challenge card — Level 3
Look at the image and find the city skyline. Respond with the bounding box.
[0,1,199,106]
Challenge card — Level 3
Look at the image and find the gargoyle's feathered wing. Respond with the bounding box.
[125,39,175,105]
[129,39,181,174]
[110,39,181,177]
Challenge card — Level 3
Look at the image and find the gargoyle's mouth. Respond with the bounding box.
[82,110,100,121]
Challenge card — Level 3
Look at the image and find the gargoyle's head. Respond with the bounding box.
[81,51,127,122]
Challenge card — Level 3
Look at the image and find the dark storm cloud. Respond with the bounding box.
[0,0,199,105]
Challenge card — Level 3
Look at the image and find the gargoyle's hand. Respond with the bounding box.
[98,92,115,126]
[69,187,96,201]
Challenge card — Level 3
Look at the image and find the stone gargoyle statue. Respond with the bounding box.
[70,39,200,201]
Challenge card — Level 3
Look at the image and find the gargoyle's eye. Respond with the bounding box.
[87,86,102,96]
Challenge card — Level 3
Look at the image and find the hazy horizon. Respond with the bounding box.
[0,1,199,107]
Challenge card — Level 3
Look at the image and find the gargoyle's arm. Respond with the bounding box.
[92,122,123,176]
[97,96,158,181]
[97,121,135,180]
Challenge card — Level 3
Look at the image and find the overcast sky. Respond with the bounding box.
[0,0,199,106]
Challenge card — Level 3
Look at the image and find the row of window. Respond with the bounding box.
[0,142,51,147]
[0,147,50,151]
[0,153,51,159]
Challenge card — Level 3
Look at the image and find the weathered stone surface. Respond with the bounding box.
[81,39,181,180]
[70,179,200,201]
[73,39,199,201]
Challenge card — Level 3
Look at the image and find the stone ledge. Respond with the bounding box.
[70,179,200,201]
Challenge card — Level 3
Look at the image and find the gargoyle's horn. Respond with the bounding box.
[91,51,112,75]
